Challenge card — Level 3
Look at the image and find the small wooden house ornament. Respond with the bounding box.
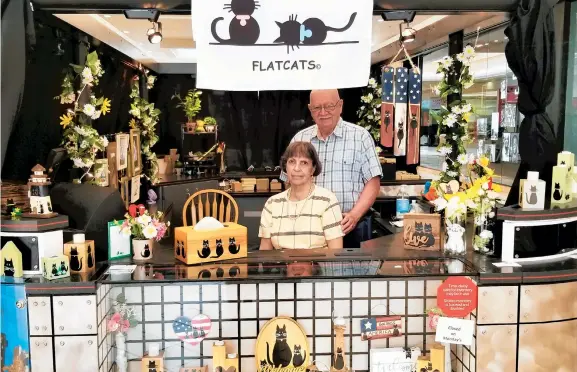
[141,345,164,372]
[416,342,445,372]
[41,255,70,280]
[25,164,57,218]
[0,241,23,278]
[331,317,349,372]
[403,213,442,251]
[63,234,96,273]
[212,341,238,372]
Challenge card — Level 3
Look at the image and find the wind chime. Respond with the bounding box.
[380,40,422,165]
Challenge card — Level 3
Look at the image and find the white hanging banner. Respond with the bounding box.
[190,0,373,91]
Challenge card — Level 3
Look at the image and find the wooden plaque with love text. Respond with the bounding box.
[403,213,442,251]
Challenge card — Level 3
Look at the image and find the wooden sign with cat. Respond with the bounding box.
[403,213,442,251]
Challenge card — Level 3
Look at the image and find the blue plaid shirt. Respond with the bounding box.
[281,119,383,212]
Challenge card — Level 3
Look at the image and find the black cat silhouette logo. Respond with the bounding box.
[209,0,359,54]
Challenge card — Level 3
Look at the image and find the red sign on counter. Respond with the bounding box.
[437,276,478,318]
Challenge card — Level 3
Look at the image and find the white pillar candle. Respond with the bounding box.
[148,343,159,356]
[227,353,237,358]
[73,234,85,243]
[334,316,346,327]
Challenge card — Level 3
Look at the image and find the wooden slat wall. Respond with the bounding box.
[1,182,29,211]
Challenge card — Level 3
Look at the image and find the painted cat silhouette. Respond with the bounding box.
[52,263,59,277]
[229,266,240,277]
[213,239,224,258]
[87,245,94,268]
[293,344,306,367]
[384,110,391,132]
[148,360,157,372]
[228,237,240,254]
[211,0,261,45]
[274,13,357,53]
[422,223,435,247]
[397,121,404,148]
[176,240,181,256]
[69,247,83,271]
[198,240,211,259]
[3,258,15,277]
[410,113,418,135]
[334,347,344,369]
[526,185,538,205]
[553,182,563,201]
[266,324,292,367]
[60,260,68,274]
[141,244,151,258]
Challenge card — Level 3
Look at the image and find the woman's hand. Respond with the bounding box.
[260,238,273,250]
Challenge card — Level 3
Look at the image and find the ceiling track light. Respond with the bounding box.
[147,21,163,44]
[399,21,416,44]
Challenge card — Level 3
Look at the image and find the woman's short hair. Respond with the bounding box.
[281,141,322,177]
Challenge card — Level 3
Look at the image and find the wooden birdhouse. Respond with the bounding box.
[0,241,23,278]
[41,255,70,280]
[63,234,96,273]
[212,341,238,372]
[141,350,164,372]
[174,223,247,265]
[25,164,57,218]
[416,343,445,372]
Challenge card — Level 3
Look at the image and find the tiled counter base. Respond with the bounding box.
[102,277,471,372]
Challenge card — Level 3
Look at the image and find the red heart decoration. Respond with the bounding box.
[128,204,146,217]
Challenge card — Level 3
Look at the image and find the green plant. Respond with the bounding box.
[172,89,202,122]
[129,72,161,184]
[204,116,217,127]
[55,51,110,179]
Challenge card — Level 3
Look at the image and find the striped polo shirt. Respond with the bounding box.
[259,185,344,249]
[282,119,383,212]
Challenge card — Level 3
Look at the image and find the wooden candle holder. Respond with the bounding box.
[64,239,96,273]
[331,324,349,372]
[141,350,164,372]
[416,343,445,372]
[0,241,23,278]
[212,341,238,372]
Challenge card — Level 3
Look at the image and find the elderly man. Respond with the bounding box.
[282,89,382,248]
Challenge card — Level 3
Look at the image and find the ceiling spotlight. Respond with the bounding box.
[147,21,162,44]
[399,21,416,43]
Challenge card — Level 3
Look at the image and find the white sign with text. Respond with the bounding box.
[435,317,475,346]
[190,0,373,91]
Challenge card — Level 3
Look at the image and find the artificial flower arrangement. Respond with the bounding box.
[129,71,161,184]
[426,307,445,331]
[356,77,383,142]
[117,207,169,241]
[56,51,111,178]
[107,293,139,334]
[430,45,476,184]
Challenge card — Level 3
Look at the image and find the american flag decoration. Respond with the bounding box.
[172,314,212,345]
[394,67,409,156]
[407,69,422,165]
[360,316,403,340]
[380,66,395,148]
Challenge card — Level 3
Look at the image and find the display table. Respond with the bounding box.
[13,232,577,372]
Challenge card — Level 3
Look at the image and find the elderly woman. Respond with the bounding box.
[259,141,344,250]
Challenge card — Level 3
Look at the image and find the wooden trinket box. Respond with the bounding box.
[270,180,282,191]
[403,213,442,251]
[256,178,269,192]
[231,181,242,192]
[64,237,96,273]
[174,223,247,265]
[141,351,164,372]
[41,255,70,280]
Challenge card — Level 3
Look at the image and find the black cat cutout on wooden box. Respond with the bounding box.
[63,237,96,274]
[41,255,70,280]
[403,213,442,251]
[255,317,310,371]
[174,223,247,265]
[175,263,247,280]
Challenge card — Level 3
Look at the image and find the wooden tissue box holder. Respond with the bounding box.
[174,223,248,265]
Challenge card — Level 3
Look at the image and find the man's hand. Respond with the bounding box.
[341,212,360,235]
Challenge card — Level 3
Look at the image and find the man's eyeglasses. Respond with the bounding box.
[309,100,342,113]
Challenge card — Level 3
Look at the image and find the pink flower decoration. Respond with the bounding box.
[428,313,440,331]
[119,319,130,333]
[107,313,121,332]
